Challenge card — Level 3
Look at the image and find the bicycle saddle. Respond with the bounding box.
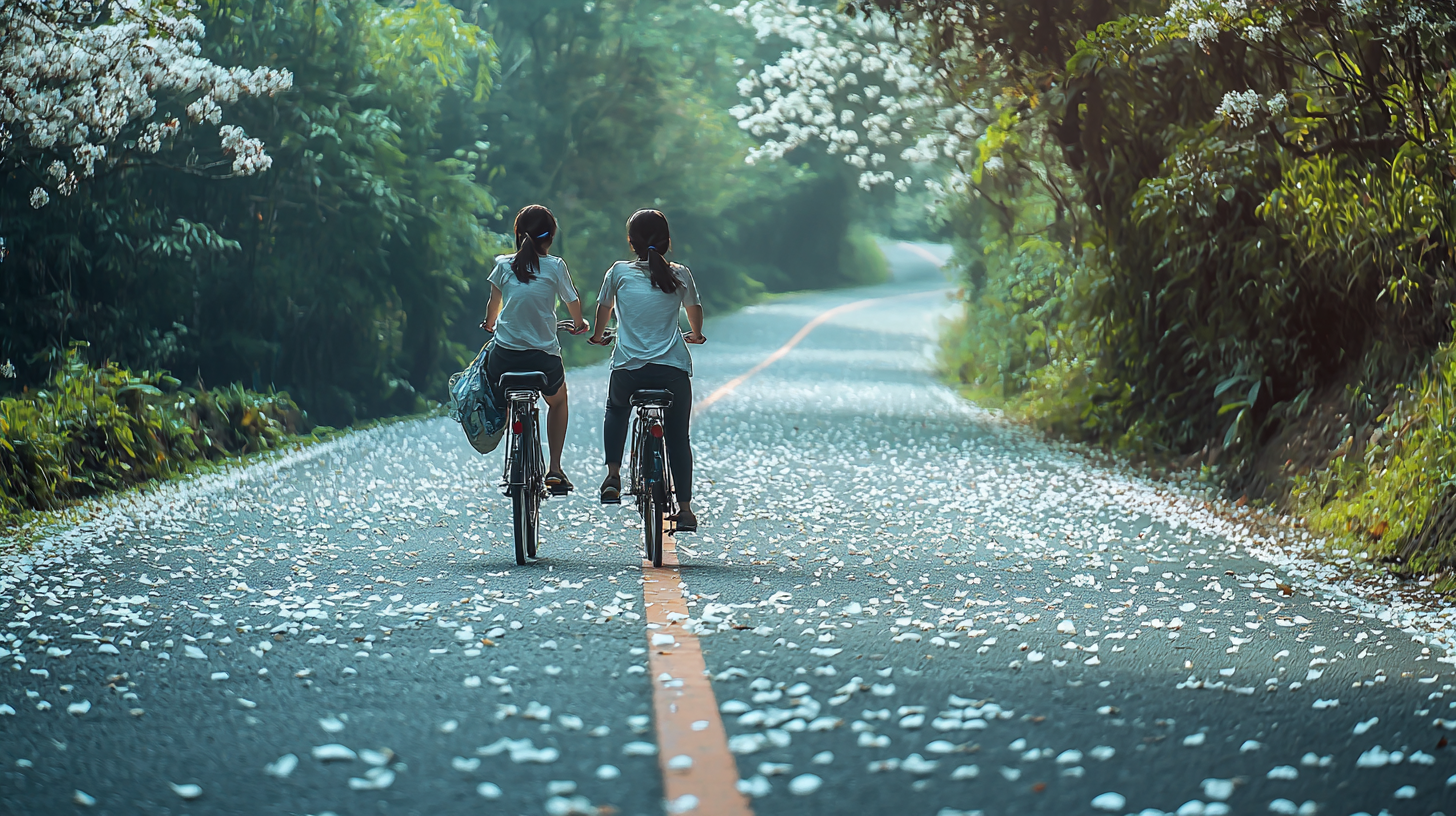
[498,371,549,392]
[630,389,674,407]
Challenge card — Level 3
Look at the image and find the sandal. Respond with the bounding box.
[545,471,574,496]
[599,474,621,505]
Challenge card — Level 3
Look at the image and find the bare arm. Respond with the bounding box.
[589,298,613,345]
[683,304,706,344]
[481,284,504,332]
[564,298,588,334]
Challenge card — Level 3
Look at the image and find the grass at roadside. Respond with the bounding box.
[1,345,350,538]
[940,295,1456,592]
[1291,343,1456,591]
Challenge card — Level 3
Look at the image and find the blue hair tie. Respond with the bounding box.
[648,246,657,251]
[537,231,552,239]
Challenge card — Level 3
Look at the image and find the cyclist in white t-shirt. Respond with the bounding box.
[589,209,705,531]
[480,205,588,493]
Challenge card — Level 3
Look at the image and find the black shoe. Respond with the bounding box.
[599,474,621,505]
[671,507,698,533]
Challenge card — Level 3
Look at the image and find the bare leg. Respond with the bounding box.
[543,384,569,475]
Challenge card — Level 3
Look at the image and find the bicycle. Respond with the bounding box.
[592,326,685,568]
[493,320,583,566]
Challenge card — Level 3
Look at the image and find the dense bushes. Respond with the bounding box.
[0,346,309,525]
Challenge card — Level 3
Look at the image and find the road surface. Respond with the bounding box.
[2,243,1453,816]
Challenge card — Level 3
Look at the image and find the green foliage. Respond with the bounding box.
[838,227,891,288]
[0,345,309,526]
[1294,338,1456,584]
[478,0,870,315]
[882,0,1456,573]
[1,0,877,433]
[1,0,506,426]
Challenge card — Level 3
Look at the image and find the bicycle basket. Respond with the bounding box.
[447,343,506,454]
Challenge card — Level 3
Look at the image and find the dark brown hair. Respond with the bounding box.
[511,205,557,282]
[627,209,679,294]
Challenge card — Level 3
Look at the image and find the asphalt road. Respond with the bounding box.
[2,242,1454,816]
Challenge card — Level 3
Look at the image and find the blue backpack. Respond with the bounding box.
[447,342,506,453]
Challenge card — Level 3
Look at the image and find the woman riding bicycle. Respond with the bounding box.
[481,205,588,494]
[589,209,705,531]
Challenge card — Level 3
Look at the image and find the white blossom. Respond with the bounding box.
[1215,89,1264,128]
[719,0,987,192]
[30,187,49,208]
[218,124,272,175]
[73,143,105,177]
[2,0,293,207]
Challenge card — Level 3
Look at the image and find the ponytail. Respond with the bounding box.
[512,233,541,283]
[627,208,680,294]
[510,204,557,283]
[645,246,678,294]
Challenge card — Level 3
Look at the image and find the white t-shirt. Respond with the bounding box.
[489,254,579,355]
[598,260,700,374]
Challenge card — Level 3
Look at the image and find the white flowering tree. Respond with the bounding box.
[0,0,293,210]
[722,0,1456,199]
[716,0,1105,246]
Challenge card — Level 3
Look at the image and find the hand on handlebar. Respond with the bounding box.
[684,331,707,345]
[555,319,592,336]
[479,319,494,333]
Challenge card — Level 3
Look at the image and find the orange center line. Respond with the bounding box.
[643,529,752,816]
[694,289,945,415]
[641,285,945,814]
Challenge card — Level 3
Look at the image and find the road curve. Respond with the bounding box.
[2,242,1453,816]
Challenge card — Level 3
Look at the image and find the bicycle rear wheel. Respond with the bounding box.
[644,478,664,567]
[526,478,540,559]
[650,479,667,567]
[512,487,530,566]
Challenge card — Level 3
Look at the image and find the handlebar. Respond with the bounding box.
[481,320,703,345]
[588,326,705,346]
[479,319,588,335]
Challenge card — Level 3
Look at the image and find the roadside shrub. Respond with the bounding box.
[0,345,309,525]
[1294,337,1456,587]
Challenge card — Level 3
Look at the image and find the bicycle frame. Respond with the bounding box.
[501,388,546,565]
[501,390,544,493]
[629,401,677,567]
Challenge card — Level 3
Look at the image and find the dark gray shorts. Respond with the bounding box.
[485,345,566,407]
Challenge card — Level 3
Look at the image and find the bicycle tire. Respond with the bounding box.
[641,475,654,561]
[512,487,529,566]
[644,477,664,567]
[651,478,667,567]
[526,479,540,559]
[528,409,545,558]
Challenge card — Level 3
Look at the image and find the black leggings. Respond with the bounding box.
[604,364,693,504]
